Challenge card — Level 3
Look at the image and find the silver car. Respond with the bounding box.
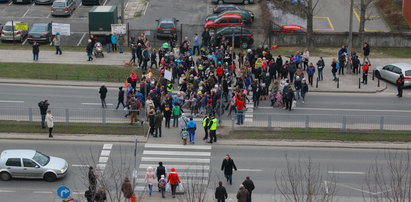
[374,63,411,87]
[0,150,68,182]
[51,0,76,16]
[0,21,28,42]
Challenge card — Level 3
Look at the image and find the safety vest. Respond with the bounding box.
[210,118,218,131]
[202,116,210,127]
[167,83,174,92]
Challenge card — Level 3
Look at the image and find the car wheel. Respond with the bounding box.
[241,42,249,49]
[243,0,249,4]
[0,172,11,181]
[217,0,223,4]
[44,172,57,182]
[375,70,381,79]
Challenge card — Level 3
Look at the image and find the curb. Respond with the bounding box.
[0,80,122,88]
[0,134,147,143]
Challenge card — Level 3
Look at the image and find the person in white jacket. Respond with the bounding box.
[46,110,54,138]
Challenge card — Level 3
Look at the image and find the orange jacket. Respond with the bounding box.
[167,172,181,185]
[362,64,369,73]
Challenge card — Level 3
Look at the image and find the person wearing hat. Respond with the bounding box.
[121,177,133,202]
[167,168,181,198]
[53,32,62,55]
[158,175,167,198]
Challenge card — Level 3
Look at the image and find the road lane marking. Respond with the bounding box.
[324,181,329,194]
[8,1,12,5]
[22,38,28,45]
[142,1,149,16]
[21,5,32,18]
[313,16,335,31]
[335,183,390,195]
[141,157,210,163]
[294,107,411,113]
[237,169,264,172]
[103,144,113,150]
[0,189,16,193]
[46,12,51,18]
[0,100,24,103]
[71,164,89,167]
[33,191,53,194]
[102,0,107,6]
[139,164,209,170]
[77,32,86,46]
[100,150,111,156]
[81,103,113,106]
[145,144,211,150]
[143,150,211,156]
[328,171,365,175]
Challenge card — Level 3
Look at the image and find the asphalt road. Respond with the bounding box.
[0,140,403,201]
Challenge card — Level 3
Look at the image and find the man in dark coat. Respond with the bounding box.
[242,176,255,202]
[396,72,405,98]
[154,110,163,137]
[38,100,49,128]
[215,181,228,202]
[221,154,237,185]
[236,184,249,202]
[115,87,125,110]
[99,84,108,108]
[88,166,97,193]
[156,162,166,191]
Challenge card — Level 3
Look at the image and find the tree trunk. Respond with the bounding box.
[306,0,315,50]
[359,0,367,47]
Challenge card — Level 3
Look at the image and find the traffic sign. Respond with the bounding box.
[57,186,71,199]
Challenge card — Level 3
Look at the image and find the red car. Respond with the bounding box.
[204,14,244,30]
[274,25,306,34]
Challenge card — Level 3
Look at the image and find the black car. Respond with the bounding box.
[156,17,179,39]
[27,23,52,43]
[213,4,254,19]
[213,26,253,49]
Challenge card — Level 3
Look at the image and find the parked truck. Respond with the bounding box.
[88,5,118,36]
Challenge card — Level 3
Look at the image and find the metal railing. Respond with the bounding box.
[35,73,126,82]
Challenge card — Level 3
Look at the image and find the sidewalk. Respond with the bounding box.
[1,49,411,92]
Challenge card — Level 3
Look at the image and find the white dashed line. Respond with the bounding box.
[103,144,113,150]
[77,32,86,46]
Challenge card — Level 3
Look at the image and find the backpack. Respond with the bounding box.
[336,62,340,70]
[159,179,167,187]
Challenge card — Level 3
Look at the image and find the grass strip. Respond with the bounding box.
[0,62,138,82]
[0,121,145,135]
[224,128,411,142]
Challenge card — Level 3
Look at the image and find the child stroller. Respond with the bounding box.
[94,42,104,58]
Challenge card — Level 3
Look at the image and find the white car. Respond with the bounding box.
[374,63,411,87]
[0,150,68,182]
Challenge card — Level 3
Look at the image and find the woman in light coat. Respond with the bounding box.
[46,110,53,138]
[145,166,156,196]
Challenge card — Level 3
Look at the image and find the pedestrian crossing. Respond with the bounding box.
[134,143,212,193]
[245,95,254,122]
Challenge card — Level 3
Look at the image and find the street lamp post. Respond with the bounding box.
[348,0,354,55]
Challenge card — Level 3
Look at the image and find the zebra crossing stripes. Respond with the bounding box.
[245,95,254,122]
[134,144,212,193]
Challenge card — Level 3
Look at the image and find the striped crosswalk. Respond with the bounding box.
[245,94,254,122]
[134,143,212,192]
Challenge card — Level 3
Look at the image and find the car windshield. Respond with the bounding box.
[33,151,50,166]
[3,25,14,31]
[406,70,411,77]
[53,2,65,7]
[31,25,48,32]
[160,23,174,29]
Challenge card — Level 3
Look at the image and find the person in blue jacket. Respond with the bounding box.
[186,117,197,144]
[111,34,118,52]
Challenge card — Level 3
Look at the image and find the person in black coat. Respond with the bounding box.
[99,84,108,108]
[86,39,94,61]
[215,181,228,202]
[88,167,97,193]
[156,162,166,191]
[32,42,40,61]
[242,176,255,202]
[38,100,49,128]
[221,154,237,185]
[116,87,125,110]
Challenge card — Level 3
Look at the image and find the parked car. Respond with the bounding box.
[374,63,411,87]
[0,21,28,42]
[28,23,52,43]
[206,10,252,24]
[273,24,306,34]
[51,0,76,16]
[34,0,53,5]
[212,26,253,49]
[204,14,244,30]
[211,0,254,5]
[12,0,31,4]
[156,17,179,39]
[213,4,254,19]
[0,150,68,182]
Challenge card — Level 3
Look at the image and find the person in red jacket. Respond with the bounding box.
[361,62,369,84]
[167,168,181,198]
[235,94,245,125]
[216,65,224,84]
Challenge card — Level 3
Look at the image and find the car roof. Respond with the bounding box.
[5,21,23,26]
[158,17,176,22]
[282,25,303,29]
[32,23,49,26]
[218,26,248,31]
[219,14,242,19]
[216,4,238,8]
[54,0,67,3]
[392,63,411,71]
[1,150,36,159]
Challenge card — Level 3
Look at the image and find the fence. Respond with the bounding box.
[1,107,411,133]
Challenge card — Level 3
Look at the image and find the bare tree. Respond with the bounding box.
[177,165,212,202]
[275,155,337,202]
[358,0,377,46]
[364,151,411,202]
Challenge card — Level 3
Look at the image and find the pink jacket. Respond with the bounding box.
[145,167,156,185]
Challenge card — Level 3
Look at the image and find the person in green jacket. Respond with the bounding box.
[202,114,210,141]
[208,115,218,144]
[172,104,183,127]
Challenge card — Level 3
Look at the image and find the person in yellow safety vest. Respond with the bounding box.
[166,82,174,97]
[208,115,218,144]
[202,114,210,141]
